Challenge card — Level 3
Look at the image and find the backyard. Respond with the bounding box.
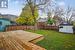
[0,0,75,50]
[27,30,75,50]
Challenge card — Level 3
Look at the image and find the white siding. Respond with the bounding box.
[59,26,73,33]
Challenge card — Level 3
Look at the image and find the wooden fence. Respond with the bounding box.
[37,22,58,30]
[5,25,58,31]
[38,25,58,30]
[44,25,58,30]
[5,25,34,31]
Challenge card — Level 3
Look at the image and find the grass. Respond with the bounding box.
[27,30,75,50]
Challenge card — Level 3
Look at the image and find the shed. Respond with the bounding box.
[59,23,73,33]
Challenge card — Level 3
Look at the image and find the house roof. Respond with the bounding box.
[60,22,73,26]
[0,14,18,22]
[38,18,47,22]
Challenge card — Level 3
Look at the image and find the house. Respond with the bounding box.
[38,17,47,22]
[37,18,47,29]
[0,18,17,31]
[0,14,18,21]
[0,18,16,26]
[0,14,17,31]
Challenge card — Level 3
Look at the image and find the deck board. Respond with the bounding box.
[0,30,45,50]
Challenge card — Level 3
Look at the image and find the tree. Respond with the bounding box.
[21,0,50,29]
[16,0,51,30]
[25,0,50,23]
[43,0,64,25]
[26,0,50,30]
[55,6,75,24]
[16,17,26,25]
[64,6,75,24]
[16,4,38,25]
[44,0,56,18]
[42,0,75,25]
[47,18,55,25]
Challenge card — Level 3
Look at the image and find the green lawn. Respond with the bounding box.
[27,30,75,50]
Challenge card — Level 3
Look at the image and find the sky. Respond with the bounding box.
[0,0,75,16]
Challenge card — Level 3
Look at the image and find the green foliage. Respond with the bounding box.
[47,18,55,25]
[16,4,38,25]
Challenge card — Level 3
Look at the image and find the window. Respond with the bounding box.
[0,0,8,8]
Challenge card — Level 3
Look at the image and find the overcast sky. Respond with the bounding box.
[0,0,75,16]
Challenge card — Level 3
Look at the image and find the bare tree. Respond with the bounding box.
[43,0,65,19]
[64,6,73,24]
[44,0,65,25]
[52,6,65,25]
[42,0,75,25]
[44,0,56,18]
[68,9,75,24]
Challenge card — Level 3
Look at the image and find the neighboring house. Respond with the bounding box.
[0,14,17,31]
[0,18,17,31]
[0,18,16,26]
[0,14,18,22]
[38,18,47,22]
[37,18,47,29]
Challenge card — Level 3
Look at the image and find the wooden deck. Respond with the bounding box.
[0,30,45,50]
